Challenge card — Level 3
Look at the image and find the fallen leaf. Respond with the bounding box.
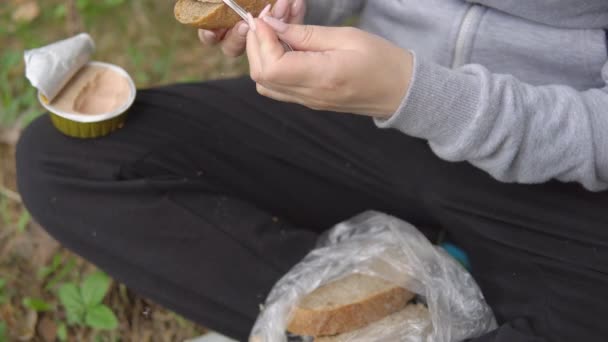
[6,222,59,268]
[17,310,37,341]
[37,315,57,342]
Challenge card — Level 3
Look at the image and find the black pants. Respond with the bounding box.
[16,78,608,341]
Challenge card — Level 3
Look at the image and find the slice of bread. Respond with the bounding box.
[287,274,415,337]
[174,0,276,30]
[315,304,430,342]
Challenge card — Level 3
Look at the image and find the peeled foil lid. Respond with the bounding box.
[24,33,95,102]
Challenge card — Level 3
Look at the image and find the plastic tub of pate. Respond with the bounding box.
[25,33,136,138]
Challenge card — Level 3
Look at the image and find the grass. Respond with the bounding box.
[1,0,249,340]
[0,0,248,130]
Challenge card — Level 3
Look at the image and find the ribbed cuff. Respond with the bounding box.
[590,107,608,186]
[375,55,482,146]
[594,63,608,186]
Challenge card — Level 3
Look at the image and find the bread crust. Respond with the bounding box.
[287,285,414,337]
[174,0,277,30]
[313,304,430,342]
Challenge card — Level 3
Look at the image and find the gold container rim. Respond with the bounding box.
[38,61,136,123]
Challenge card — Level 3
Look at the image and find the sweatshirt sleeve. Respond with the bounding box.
[375,55,608,191]
[304,0,366,26]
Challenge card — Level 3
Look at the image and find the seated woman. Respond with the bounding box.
[16,0,608,340]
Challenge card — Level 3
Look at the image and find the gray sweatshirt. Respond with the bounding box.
[305,0,608,191]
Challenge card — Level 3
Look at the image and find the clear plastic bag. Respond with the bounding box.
[250,211,497,342]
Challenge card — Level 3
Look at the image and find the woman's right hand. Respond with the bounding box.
[198,0,306,57]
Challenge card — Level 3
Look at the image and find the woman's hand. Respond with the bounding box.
[245,17,414,118]
[198,0,306,57]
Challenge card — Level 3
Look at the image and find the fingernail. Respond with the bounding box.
[272,0,288,19]
[258,4,271,18]
[202,30,217,41]
[238,22,250,36]
[291,0,303,16]
[262,15,289,33]
[247,12,257,32]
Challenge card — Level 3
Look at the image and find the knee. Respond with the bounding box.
[17,115,51,197]
[16,114,107,254]
[16,115,69,232]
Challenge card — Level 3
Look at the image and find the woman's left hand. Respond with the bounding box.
[245,17,414,119]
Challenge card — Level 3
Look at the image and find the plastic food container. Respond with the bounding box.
[25,33,136,139]
[37,61,136,138]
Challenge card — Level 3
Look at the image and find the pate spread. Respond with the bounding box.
[51,64,130,115]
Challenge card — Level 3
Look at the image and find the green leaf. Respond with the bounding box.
[46,258,77,291]
[58,283,85,325]
[22,297,53,312]
[37,254,62,280]
[1,51,21,70]
[57,322,67,341]
[0,278,6,304]
[81,272,111,307]
[0,321,6,342]
[85,305,118,330]
[37,266,51,280]
[17,210,31,233]
[104,0,125,7]
[76,0,89,11]
[53,4,67,19]
[0,278,8,304]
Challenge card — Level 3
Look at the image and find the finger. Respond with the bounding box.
[198,29,219,45]
[220,21,249,57]
[254,41,336,87]
[271,0,289,20]
[198,29,229,45]
[251,18,337,88]
[288,0,306,24]
[257,79,330,104]
[256,83,300,105]
[261,16,347,51]
[256,83,329,111]
[246,28,264,82]
[254,18,287,64]
[215,28,229,40]
[258,3,272,19]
